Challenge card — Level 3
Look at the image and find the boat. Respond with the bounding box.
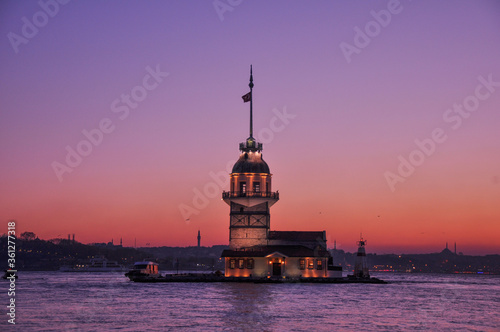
[125,261,160,281]
[59,257,125,272]
[2,270,17,279]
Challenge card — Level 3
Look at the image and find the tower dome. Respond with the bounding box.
[232,153,270,174]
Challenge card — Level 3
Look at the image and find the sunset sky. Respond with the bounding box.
[1,1,499,254]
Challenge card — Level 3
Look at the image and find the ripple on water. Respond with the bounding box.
[3,272,499,331]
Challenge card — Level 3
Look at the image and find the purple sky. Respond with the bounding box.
[1,1,499,254]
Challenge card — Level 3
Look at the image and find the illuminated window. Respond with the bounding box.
[308,259,314,269]
[253,182,260,193]
[230,259,235,269]
[240,182,246,194]
[247,259,254,269]
[299,259,305,270]
[238,259,244,269]
[316,259,323,270]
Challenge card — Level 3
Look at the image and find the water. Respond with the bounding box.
[2,272,499,331]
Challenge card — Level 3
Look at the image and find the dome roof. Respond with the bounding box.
[232,152,270,174]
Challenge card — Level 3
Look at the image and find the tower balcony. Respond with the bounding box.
[222,191,279,199]
[222,190,279,208]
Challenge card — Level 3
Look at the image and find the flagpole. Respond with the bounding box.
[249,65,254,138]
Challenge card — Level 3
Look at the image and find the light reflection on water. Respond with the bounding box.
[2,272,499,331]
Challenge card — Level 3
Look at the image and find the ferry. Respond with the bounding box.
[125,261,160,281]
[59,257,125,272]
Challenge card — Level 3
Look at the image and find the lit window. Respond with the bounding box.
[253,182,260,193]
[238,259,244,269]
[308,259,314,270]
[230,259,235,269]
[299,259,305,270]
[247,259,254,269]
[317,259,323,270]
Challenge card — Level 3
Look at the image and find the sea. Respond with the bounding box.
[2,272,499,331]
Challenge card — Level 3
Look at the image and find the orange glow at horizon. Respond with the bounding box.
[4,136,500,255]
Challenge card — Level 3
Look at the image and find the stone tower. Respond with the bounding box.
[222,66,279,250]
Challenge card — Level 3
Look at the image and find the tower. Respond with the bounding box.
[353,235,370,278]
[197,230,201,247]
[222,66,279,250]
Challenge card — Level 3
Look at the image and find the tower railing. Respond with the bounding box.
[239,141,263,152]
[222,191,279,199]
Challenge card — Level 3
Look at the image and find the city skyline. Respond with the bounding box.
[1,1,500,254]
[19,230,471,257]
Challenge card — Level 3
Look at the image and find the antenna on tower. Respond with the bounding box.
[241,66,254,138]
[249,65,254,138]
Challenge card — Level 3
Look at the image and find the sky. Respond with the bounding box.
[1,0,499,254]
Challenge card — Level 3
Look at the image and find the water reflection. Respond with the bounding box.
[219,283,274,331]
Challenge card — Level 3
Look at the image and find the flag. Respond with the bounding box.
[242,91,251,103]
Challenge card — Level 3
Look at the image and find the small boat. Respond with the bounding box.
[125,261,160,281]
[2,270,17,279]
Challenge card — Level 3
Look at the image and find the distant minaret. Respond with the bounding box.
[197,230,201,248]
[454,242,457,255]
[120,237,123,246]
[72,234,75,243]
[334,240,337,250]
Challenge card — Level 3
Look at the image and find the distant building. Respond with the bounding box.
[197,230,201,248]
[441,242,454,256]
[220,67,340,279]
